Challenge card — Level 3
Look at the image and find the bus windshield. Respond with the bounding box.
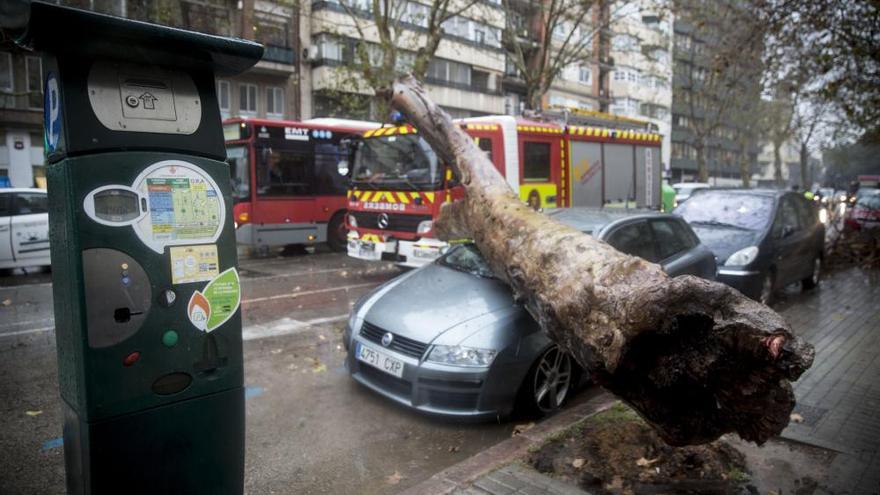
[226,145,250,202]
[352,134,440,189]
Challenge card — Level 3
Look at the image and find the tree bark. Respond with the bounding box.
[385,75,814,446]
[800,143,810,189]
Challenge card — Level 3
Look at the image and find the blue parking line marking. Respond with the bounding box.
[42,437,63,451]
[245,386,264,399]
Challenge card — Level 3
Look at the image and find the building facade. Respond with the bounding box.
[668,13,760,185]
[606,2,673,171]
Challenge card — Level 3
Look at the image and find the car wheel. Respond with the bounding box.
[759,272,774,305]
[802,256,822,291]
[521,345,574,417]
[327,212,347,252]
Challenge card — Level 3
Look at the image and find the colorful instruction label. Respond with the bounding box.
[188,268,240,332]
[169,244,219,285]
[147,176,220,241]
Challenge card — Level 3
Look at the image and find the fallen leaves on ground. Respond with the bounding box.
[2,299,11,306]
[25,410,43,417]
[790,413,805,423]
[572,458,585,469]
[386,471,403,485]
[636,457,660,467]
[448,446,460,453]
[512,422,535,437]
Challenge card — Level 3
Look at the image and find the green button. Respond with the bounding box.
[162,330,179,348]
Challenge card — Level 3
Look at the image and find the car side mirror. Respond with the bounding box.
[439,245,450,256]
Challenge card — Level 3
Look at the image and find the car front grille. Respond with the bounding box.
[424,390,480,411]
[359,365,412,398]
[360,321,429,359]
[351,212,432,233]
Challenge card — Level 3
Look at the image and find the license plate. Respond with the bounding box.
[355,241,382,261]
[356,342,404,378]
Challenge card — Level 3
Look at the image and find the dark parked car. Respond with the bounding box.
[846,189,880,230]
[674,189,825,304]
[343,209,716,420]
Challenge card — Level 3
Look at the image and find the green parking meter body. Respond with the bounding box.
[19,3,262,494]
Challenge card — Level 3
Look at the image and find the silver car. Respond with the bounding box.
[343,209,716,419]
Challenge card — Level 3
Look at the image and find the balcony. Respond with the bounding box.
[262,45,296,65]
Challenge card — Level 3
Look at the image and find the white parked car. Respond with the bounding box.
[672,182,711,206]
[0,188,51,270]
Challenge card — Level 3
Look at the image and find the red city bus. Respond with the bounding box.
[224,118,378,252]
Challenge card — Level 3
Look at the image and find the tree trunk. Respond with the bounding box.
[800,143,809,189]
[695,142,709,183]
[385,75,814,446]
[773,141,784,187]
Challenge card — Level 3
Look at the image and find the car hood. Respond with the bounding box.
[691,226,762,263]
[363,263,518,344]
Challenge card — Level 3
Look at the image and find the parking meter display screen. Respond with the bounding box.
[93,189,140,222]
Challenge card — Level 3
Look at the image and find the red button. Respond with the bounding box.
[123,352,141,367]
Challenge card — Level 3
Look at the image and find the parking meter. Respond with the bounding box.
[17,3,262,493]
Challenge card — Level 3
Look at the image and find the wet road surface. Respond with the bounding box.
[0,249,526,494]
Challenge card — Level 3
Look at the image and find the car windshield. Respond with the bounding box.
[438,244,495,279]
[352,134,440,189]
[675,192,774,231]
[226,145,250,202]
[856,192,880,209]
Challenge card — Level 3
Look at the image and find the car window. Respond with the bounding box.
[0,194,12,217]
[14,193,48,215]
[856,193,880,209]
[650,219,691,260]
[439,244,495,278]
[605,221,657,262]
[794,196,816,229]
[772,196,800,237]
[674,192,774,230]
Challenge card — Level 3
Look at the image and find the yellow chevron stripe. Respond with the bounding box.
[424,192,435,203]
[396,192,410,204]
[399,126,409,135]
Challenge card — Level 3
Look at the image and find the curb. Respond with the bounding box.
[398,391,617,495]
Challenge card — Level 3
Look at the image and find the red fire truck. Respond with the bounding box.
[346,115,662,267]
[224,118,378,252]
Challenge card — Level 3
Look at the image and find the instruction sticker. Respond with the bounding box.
[169,244,219,285]
[130,160,226,254]
[188,268,240,332]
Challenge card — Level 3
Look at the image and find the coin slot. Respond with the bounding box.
[151,372,193,395]
[113,307,143,323]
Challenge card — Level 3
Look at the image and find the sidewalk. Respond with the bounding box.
[403,266,880,495]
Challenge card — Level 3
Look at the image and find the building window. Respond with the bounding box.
[239,83,257,115]
[217,80,231,115]
[427,58,471,86]
[612,33,639,52]
[578,65,591,84]
[0,52,12,92]
[25,56,42,109]
[523,142,551,182]
[266,86,284,118]
[610,97,640,116]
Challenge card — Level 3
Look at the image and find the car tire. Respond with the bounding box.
[759,271,775,305]
[327,212,347,252]
[802,255,822,291]
[518,345,575,418]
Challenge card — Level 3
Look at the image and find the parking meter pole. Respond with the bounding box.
[17,3,262,493]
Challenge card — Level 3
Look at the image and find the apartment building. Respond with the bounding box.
[668,14,761,184]
[606,3,673,171]
[0,0,299,188]
[305,0,507,119]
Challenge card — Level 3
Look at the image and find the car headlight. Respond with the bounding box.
[427,345,497,367]
[348,214,357,228]
[724,246,759,267]
[417,220,433,235]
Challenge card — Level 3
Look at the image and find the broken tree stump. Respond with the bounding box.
[384,75,814,446]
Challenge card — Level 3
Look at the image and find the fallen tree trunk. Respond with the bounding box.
[384,75,814,446]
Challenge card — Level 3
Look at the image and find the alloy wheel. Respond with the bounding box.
[533,346,572,414]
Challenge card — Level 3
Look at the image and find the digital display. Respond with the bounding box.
[94,189,140,222]
[223,123,246,142]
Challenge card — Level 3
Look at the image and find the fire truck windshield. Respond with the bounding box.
[352,134,439,189]
[226,145,250,202]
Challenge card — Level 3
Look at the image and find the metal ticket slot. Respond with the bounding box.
[14,3,262,493]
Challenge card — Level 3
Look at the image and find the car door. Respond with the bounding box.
[0,194,13,266]
[10,192,50,265]
[770,195,806,287]
[649,218,715,278]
